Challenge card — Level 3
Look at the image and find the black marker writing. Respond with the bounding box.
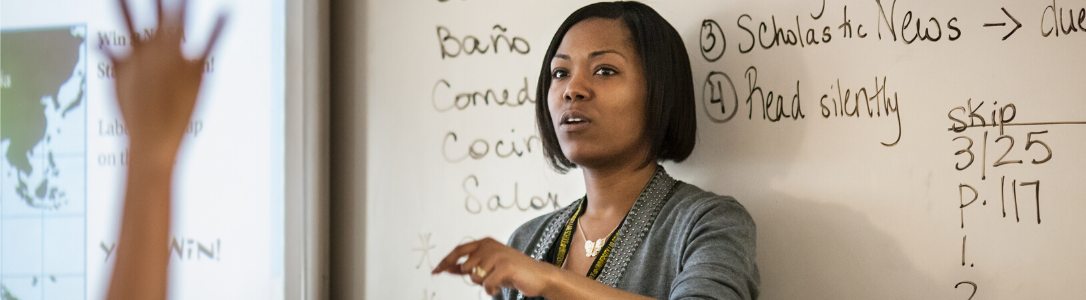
[437,24,529,59]
[819,76,901,146]
[961,235,973,267]
[955,281,977,300]
[702,71,739,123]
[462,174,560,214]
[1041,2,1086,37]
[959,184,979,228]
[442,130,540,163]
[735,1,832,54]
[744,66,804,122]
[432,77,534,112]
[700,19,726,62]
[875,0,961,43]
[839,5,868,39]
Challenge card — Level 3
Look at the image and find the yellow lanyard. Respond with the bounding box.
[554,198,620,279]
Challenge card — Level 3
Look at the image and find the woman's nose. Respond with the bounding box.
[563,72,590,102]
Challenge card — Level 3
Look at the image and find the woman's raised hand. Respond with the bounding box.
[106,0,226,157]
[103,1,227,299]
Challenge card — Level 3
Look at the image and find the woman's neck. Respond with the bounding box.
[580,160,657,220]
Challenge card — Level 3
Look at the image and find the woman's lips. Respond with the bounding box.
[559,111,592,132]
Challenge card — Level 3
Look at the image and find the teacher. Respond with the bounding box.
[432,2,760,299]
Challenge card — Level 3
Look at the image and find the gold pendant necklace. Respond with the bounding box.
[578,220,615,257]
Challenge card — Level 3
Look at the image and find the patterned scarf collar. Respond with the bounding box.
[528,165,677,286]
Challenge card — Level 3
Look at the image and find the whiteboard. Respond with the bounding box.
[361,0,1086,299]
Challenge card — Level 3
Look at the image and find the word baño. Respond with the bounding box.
[436,24,530,59]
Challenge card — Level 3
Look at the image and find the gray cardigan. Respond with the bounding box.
[498,167,760,300]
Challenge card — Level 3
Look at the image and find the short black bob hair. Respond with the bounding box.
[536,1,697,173]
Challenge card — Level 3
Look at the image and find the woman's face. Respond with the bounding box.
[548,18,650,169]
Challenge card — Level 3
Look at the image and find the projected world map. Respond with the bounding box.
[1,25,88,300]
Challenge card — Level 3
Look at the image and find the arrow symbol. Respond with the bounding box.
[984,7,1022,40]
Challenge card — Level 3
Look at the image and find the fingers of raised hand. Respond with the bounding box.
[431,240,480,275]
[155,0,165,27]
[178,0,190,27]
[153,0,187,38]
[113,0,228,60]
[200,13,229,61]
[116,0,141,45]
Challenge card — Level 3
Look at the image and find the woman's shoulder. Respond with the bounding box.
[666,181,756,228]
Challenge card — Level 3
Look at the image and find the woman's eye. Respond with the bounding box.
[595,68,617,76]
[552,69,569,79]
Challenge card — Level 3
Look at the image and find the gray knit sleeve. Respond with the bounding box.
[669,196,760,300]
[495,211,555,300]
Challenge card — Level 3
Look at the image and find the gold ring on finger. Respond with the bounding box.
[472,266,487,278]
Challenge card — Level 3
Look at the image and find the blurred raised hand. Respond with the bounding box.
[106,0,225,157]
[104,0,226,299]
